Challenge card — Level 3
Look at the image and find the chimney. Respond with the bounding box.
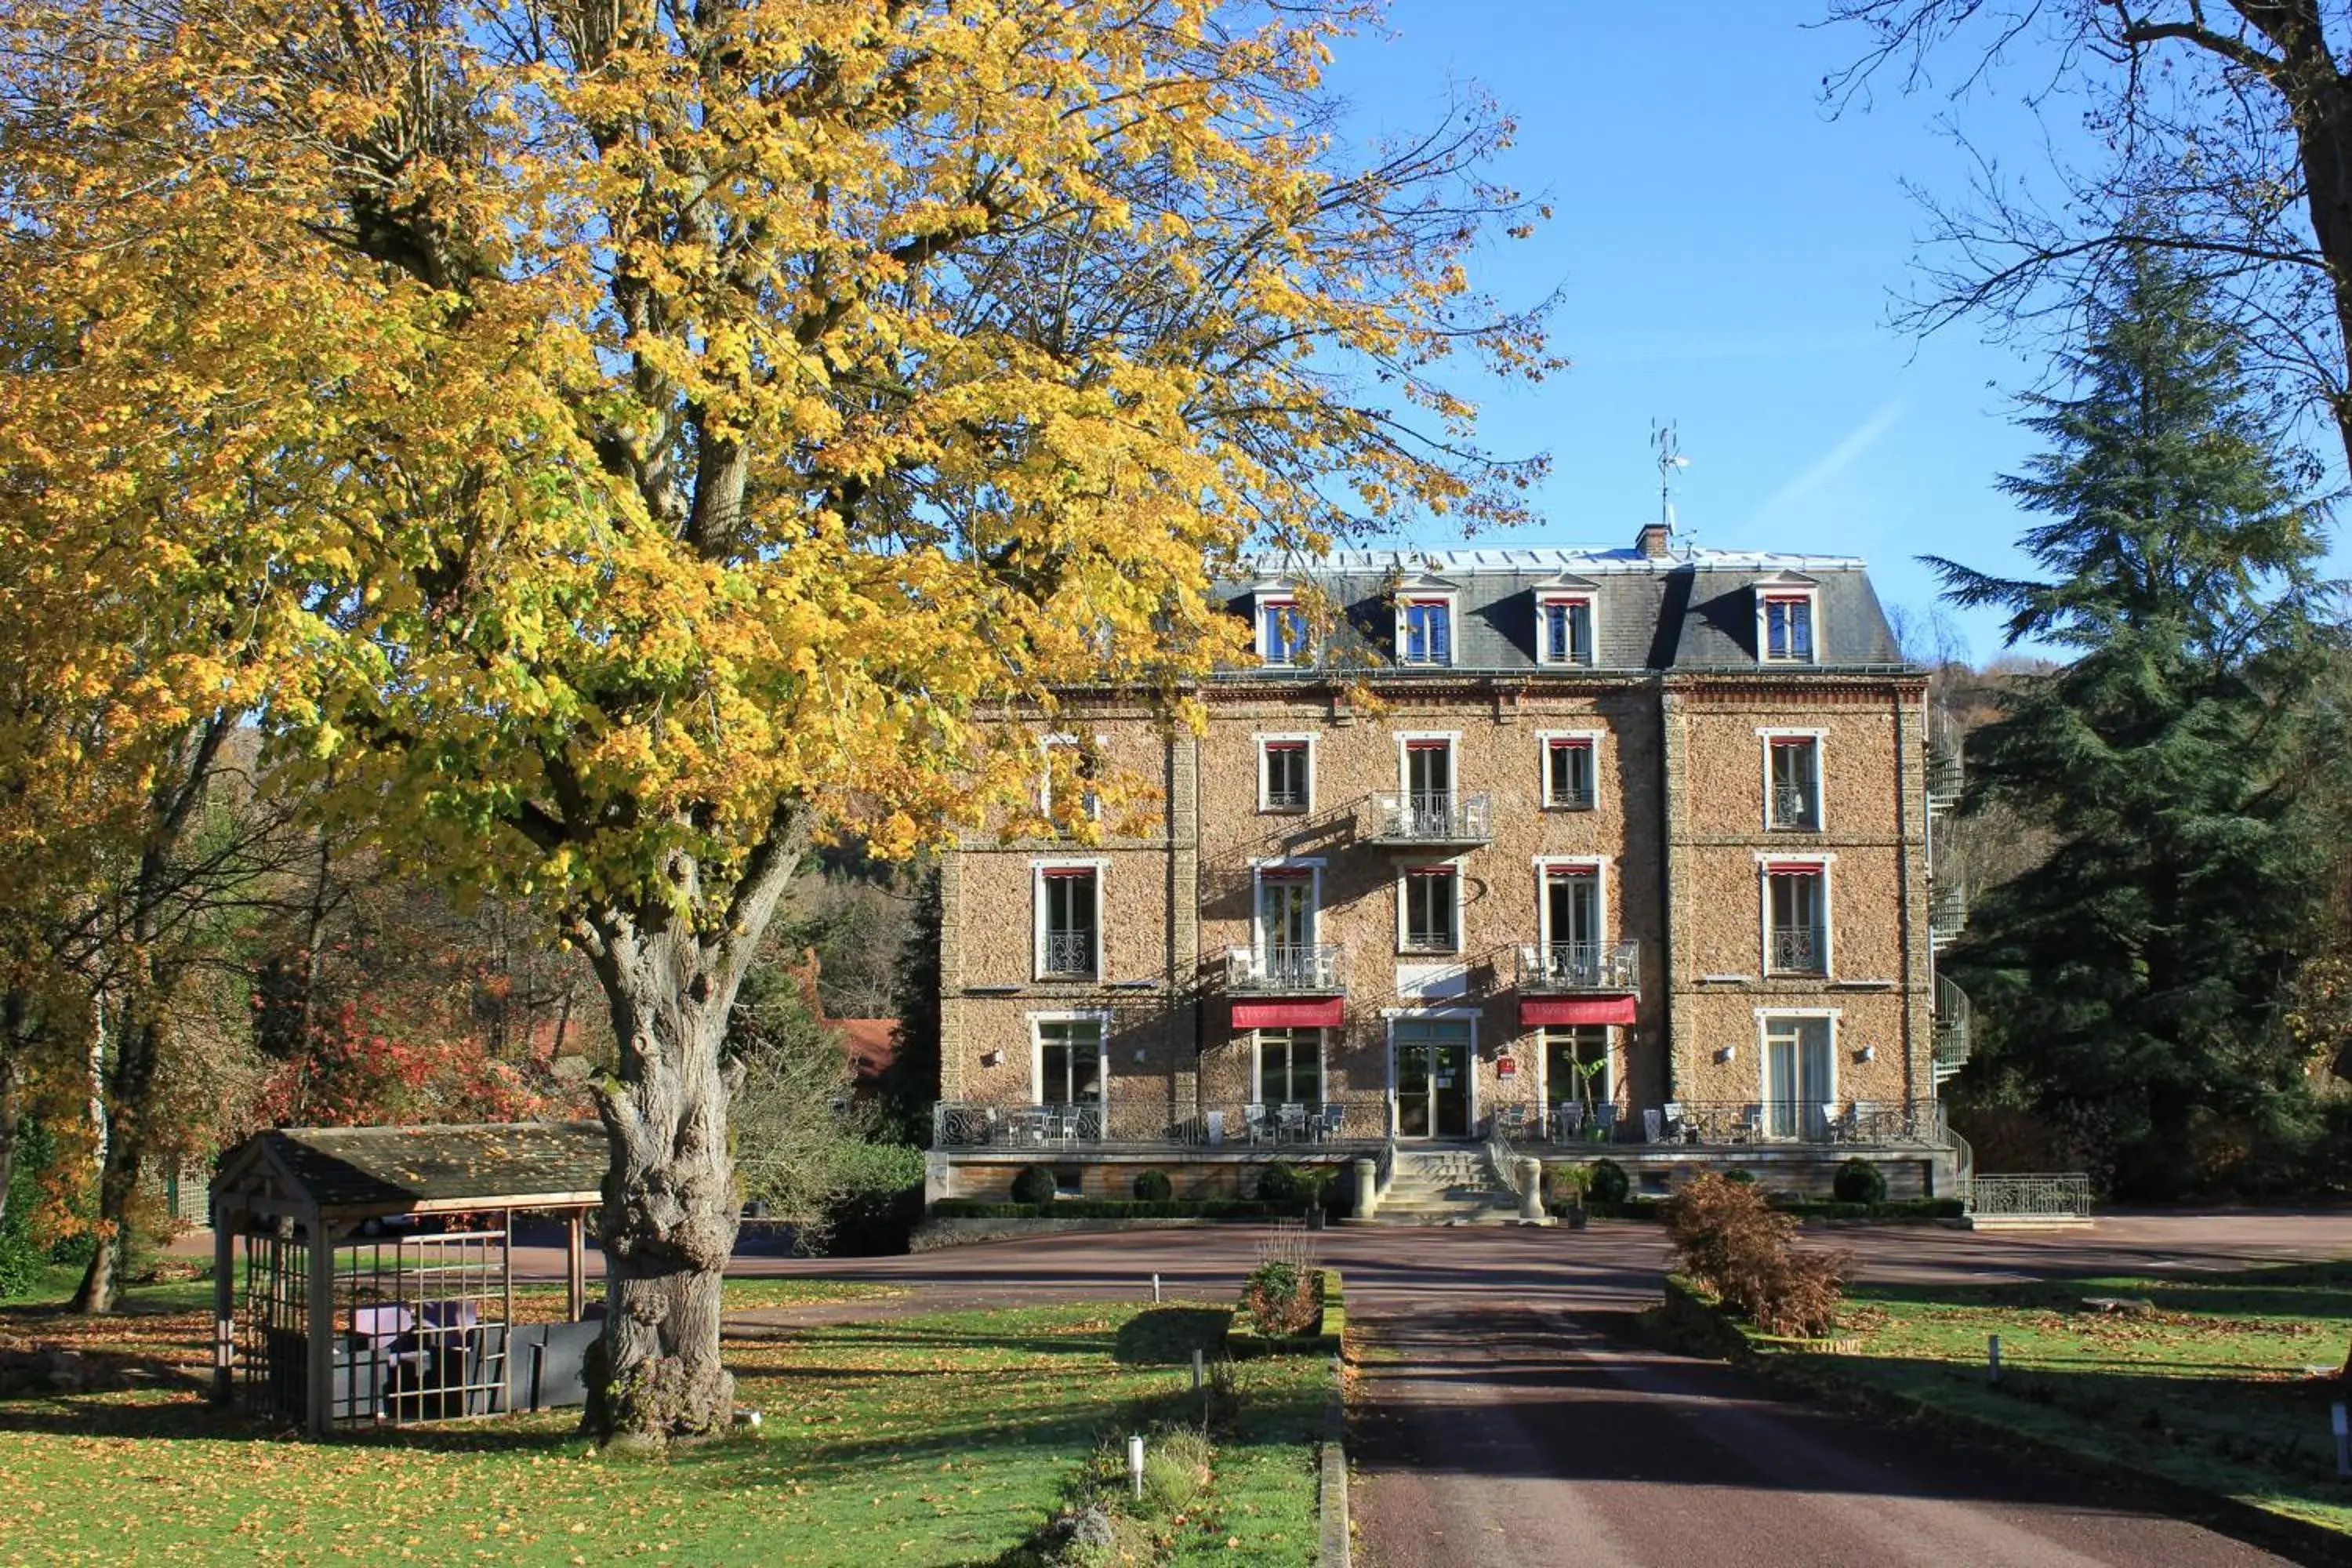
[1635,523,1671,559]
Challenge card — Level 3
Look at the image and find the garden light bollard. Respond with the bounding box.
[1192,1349,1203,1392]
[2334,1403,2349,1477]
[1152,1272,1161,1304]
[1987,1334,2002,1384]
[1129,1435,1145,1500]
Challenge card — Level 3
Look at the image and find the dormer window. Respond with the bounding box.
[1538,595,1595,666]
[1258,597,1308,666]
[1398,598,1453,666]
[1761,593,1816,663]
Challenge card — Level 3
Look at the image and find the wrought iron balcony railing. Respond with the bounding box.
[1933,974,1973,1082]
[1768,784,1820,831]
[1040,930,1097,978]
[1225,943,1345,993]
[929,1098,1387,1150]
[1514,941,1640,993]
[1363,790,1492,845]
[1766,926,1827,975]
[1967,1173,2091,1220]
[1653,1098,1948,1148]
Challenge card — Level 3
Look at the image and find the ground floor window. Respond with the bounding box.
[1544,1026,1610,1109]
[1037,1018,1105,1105]
[1255,1028,1323,1105]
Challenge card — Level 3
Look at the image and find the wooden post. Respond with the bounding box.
[564,1210,586,1322]
[211,1213,235,1405]
[304,1214,337,1439]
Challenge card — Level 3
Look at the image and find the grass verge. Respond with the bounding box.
[0,1276,1314,1566]
[1702,1261,2352,1543]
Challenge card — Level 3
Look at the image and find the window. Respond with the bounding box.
[1762,594,1815,662]
[1261,740,1311,811]
[1040,737,1100,822]
[1259,598,1307,666]
[1764,864,1828,975]
[1543,736,1596,810]
[1398,598,1452,665]
[1544,1026,1610,1109]
[1256,1028,1323,1105]
[1767,736,1821,830]
[1256,868,1318,970]
[1761,1015,1834,1138]
[1037,1018,1105,1105]
[1037,866,1099,978]
[1539,596,1595,666]
[1401,866,1458,953]
[1403,738,1452,804]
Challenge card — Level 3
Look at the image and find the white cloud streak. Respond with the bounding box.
[1749,401,1905,525]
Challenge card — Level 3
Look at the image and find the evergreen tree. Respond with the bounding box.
[877,866,943,1148]
[1934,251,2340,1199]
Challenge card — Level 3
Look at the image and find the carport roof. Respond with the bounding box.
[212,1120,607,1224]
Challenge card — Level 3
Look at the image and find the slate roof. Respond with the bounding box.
[217,1121,608,1218]
[1214,541,1907,673]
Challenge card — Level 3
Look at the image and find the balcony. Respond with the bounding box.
[1225,943,1345,995]
[1515,941,1640,993]
[1765,927,1828,976]
[1933,975,1973,1083]
[1363,790,1493,847]
[1039,931,1098,979]
[930,1098,1388,1151]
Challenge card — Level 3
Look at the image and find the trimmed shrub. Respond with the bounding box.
[928,1198,1285,1219]
[1008,1165,1058,1205]
[1131,1168,1174,1202]
[1831,1156,1887,1205]
[1587,1158,1631,1205]
[1664,1173,1850,1338]
[1255,1162,1312,1204]
[1241,1260,1319,1337]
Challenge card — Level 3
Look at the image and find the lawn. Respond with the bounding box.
[1777,1262,2352,1537]
[0,1276,1327,1566]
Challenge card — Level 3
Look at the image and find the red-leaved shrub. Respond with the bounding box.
[1664,1173,1850,1338]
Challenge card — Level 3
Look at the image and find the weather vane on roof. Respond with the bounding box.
[1653,419,1691,551]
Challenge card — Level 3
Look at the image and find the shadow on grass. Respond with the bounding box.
[1848,1260,2352,1323]
[1112,1308,1229,1365]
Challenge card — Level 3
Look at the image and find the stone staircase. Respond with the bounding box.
[1366,1145,1524,1226]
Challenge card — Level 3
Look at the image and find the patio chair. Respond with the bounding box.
[1592,1102,1619,1142]
[1243,1103,1269,1145]
[1495,1104,1532,1140]
[1642,1108,1664,1144]
[1277,1103,1308,1142]
[1552,1101,1584,1145]
[1319,1102,1344,1142]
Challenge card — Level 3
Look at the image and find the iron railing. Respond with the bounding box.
[1967,1173,2090,1219]
[1484,1110,1529,1199]
[1225,943,1345,993]
[1040,930,1097,978]
[1364,791,1493,844]
[1933,975,1973,1082]
[1515,941,1640,993]
[1766,927,1827,975]
[1542,1099,1624,1145]
[1769,783,1820,830]
[1641,1098,1947,1147]
[1929,883,1969,949]
[1927,722,1964,814]
[930,1098,1386,1150]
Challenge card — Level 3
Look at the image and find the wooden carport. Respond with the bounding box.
[209,1121,605,1438]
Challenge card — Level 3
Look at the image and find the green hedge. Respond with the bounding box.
[928,1198,1292,1220]
[1548,1195,1961,1223]
[1229,1268,1345,1359]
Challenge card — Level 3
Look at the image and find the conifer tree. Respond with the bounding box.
[1934,251,2339,1197]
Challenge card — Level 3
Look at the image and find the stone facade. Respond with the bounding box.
[931,538,1955,1200]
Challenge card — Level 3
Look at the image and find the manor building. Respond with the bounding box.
[927,525,1969,1210]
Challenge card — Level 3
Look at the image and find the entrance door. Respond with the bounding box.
[1392,1021,1472,1138]
[1762,1016,1832,1139]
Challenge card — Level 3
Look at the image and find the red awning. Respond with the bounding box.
[1519,996,1637,1028]
[1231,999,1345,1029]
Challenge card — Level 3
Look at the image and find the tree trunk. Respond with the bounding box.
[72,1004,162,1314]
[578,911,749,1446]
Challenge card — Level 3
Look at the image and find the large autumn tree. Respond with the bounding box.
[0,0,1551,1440]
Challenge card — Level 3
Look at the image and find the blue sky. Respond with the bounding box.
[1318,3,2178,663]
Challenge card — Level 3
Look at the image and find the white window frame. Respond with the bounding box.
[1757,587,1820,665]
[1251,1026,1328,1105]
[1257,596,1308,666]
[1029,1009,1113,1105]
[1255,732,1318,813]
[1032,858,1108,982]
[1535,728,1603,811]
[1752,1007,1842,1120]
[1755,852,1835,978]
[1249,858,1327,955]
[1395,859,1465,956]
[1392,731,1461,796]
[1533,855,1612,950]
[1037,731,1105,822]
[1756,727,1828,833]
[1536,593,1597,666]
[1395,593,1458,667]
[1538,1024,1615,1109]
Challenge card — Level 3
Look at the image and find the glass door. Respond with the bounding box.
[1257,873,1316,987]
[1392,1022,1472,1139]
[1762,1017,1832,1138]
[1544,869,1601,984]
